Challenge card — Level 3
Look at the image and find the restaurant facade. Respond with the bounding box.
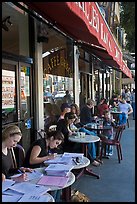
[2,2,132,151]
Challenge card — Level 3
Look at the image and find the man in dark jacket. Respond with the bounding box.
[80,98,95,125]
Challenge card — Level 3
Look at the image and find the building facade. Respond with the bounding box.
[2,2,133,151]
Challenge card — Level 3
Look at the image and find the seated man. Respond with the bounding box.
[80,98,95,125]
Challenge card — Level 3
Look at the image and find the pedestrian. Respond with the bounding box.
[125,88,131,104]
[118,98,133,119]
[63,90,72,105]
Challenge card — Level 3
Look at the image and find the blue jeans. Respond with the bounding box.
[50,190,62,202]
[106,134,113,155]
[79,127,97,159]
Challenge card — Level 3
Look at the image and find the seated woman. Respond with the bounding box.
[2,125,33,182]
[24,130,64,168]
[24,130,64,202]
[56,112,78,153]
[72,104,102,165]
[70,103,84,128]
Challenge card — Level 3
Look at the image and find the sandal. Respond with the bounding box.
[92,160,101,167]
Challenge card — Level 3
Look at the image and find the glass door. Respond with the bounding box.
[2,59,33,152]
[2,61,18,125]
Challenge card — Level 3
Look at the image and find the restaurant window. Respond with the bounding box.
[42,33,74,116]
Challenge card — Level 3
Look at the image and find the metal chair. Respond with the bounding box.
[100,124,126,163]
[36,129,47,139]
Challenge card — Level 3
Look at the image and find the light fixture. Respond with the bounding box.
[2,16,13,31]
[37,22,49,43]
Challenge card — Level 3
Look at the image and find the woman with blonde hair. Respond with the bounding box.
[2,125,32,181]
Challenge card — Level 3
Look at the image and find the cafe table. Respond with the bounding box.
[110,111,122,114]
[69,134,100,179]
[84,123,112,157]
[47,154,90,180]
[29,167,75,202]
[2,192,55,202]
[2,178,55,202]
[110,110,122,122]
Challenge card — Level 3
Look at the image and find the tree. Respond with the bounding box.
[120,2,135,53]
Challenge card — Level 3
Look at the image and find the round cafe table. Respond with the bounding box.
[84,123,112,133]
[69,135,100,179]
[49,155,90,180]
[110,111,122,122]
[84,123,112,157]
[29,167,75,202]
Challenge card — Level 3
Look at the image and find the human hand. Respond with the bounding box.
[20,167,33,173]
[47,153,57,160]
[12,173,28,182]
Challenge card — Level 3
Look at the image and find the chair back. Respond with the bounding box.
[113,125,125,142]
[12,144,25,168]
[37,129,47,139]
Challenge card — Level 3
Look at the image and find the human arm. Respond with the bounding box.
[29,145,56,165]
[2,173,6,182]
[127,104,133,115]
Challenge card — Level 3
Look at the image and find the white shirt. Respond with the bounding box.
[118,102,132,118]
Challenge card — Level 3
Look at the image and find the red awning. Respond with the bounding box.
[26,2,132,78]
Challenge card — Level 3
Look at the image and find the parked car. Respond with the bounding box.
[54,91,66,102]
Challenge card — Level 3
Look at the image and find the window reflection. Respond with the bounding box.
[2,69,17,124]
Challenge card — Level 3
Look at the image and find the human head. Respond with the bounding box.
[66,90,69,95]
[86,98,95,108]
[2,125,22,148]
[64,112,76,125]
[120,98,126,104]
[100,98,108,104]
[70,103,80,116]
[112,95,118,100]
[60,103,71,113]
[46,130,64,149]
[103,110,110,119]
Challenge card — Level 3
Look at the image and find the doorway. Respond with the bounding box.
[2,58,34,152]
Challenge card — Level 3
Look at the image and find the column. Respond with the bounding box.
[74,45,80,106]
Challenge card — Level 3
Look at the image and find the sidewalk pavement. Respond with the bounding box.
[72,117,135,202]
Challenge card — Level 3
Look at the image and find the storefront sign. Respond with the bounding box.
[43,49,73,77]
[68,2,122,65]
